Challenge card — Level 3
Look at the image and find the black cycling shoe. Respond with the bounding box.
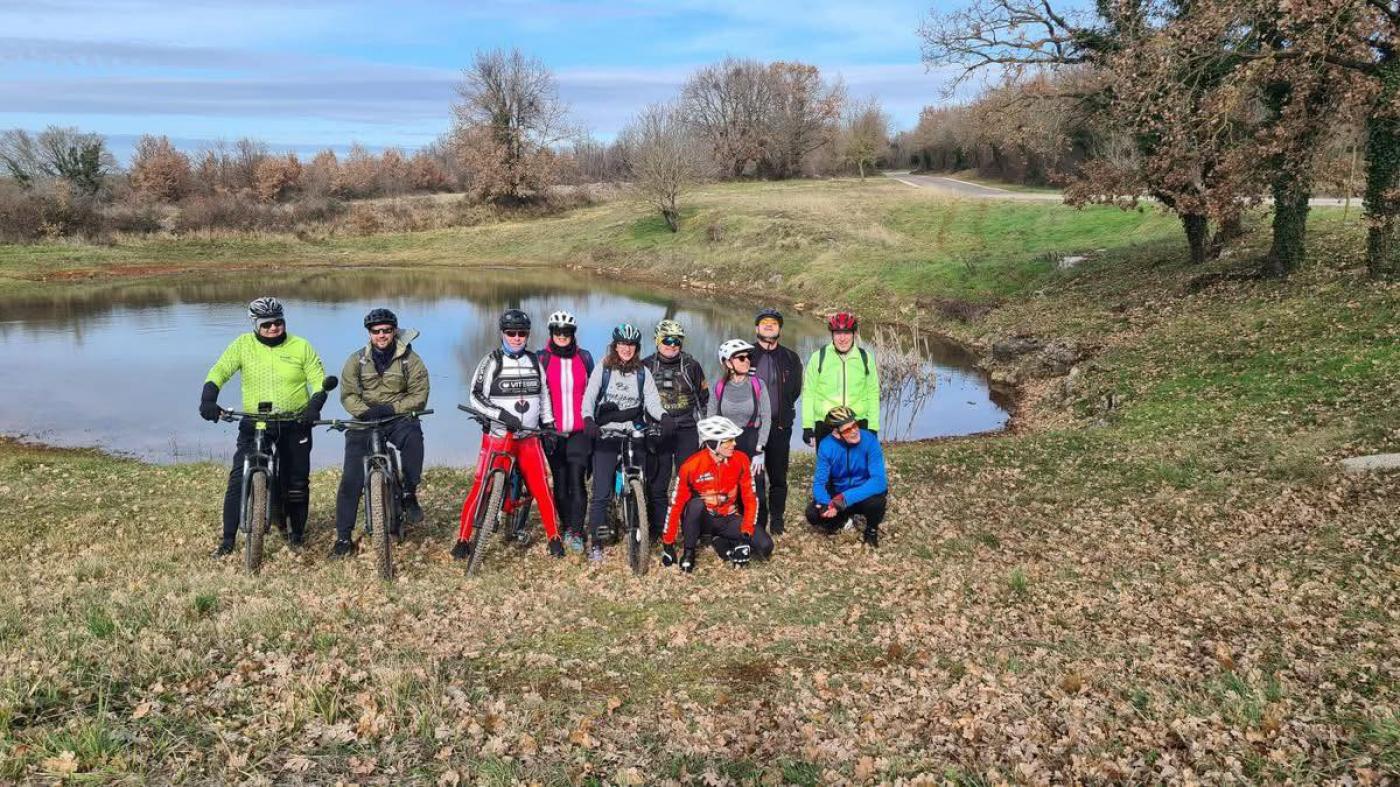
[680,548,697,573]
[402,493,424,525]
[211,539,235,558]
[547,537,565,558]
[862,527,880,548]
[770,520,786,536]
[450,540,474,561]
[330,539,357,559]
[288,530,306,549]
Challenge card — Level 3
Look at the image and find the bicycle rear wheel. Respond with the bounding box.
[244,470,269,575]
[467,470,506,577]
[625,478,650,575]
[367,468,394,581]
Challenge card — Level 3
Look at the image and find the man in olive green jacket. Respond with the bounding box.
[331,308,430,557]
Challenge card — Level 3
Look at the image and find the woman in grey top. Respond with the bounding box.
[708,339,772,476]
[580,323,666,561]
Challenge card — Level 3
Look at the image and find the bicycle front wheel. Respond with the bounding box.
[244,470,269,575]
[467,470,506,577]
[625,478,650,575]
[367,468,394,581]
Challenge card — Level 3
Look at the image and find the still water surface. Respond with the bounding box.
[0,267,1009,466]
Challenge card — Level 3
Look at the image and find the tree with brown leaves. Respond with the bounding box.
[839,101,891,180]
[451,48,571,204]
[128,135,191,203]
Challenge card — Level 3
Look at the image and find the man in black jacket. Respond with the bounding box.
[750,307,802,535]
[642,319,708,537]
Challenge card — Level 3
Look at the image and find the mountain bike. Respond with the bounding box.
[317,409,432,580]
[603,425,655,575]
[458,407,543,577]
[219,403,302,575]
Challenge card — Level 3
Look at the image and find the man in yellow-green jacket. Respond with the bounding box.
[801,312,881,446]
[200,297,331,557]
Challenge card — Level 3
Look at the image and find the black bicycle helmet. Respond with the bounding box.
[499,309,531,331]
[755,307,783,326]
[363,307,398,329]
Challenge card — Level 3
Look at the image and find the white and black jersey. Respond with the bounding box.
[465,349,554,434]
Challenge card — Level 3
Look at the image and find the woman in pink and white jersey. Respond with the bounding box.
[537,310,595,552]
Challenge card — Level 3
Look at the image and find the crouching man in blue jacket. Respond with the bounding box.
[806,406,888,547]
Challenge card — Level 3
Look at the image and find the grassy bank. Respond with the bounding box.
[1,179,1398,784]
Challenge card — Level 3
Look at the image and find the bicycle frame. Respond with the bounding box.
[222,406,298,535]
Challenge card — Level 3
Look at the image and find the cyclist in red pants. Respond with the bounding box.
[453,309,565,560]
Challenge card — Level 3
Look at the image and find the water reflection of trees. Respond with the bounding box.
[867,323,941,442]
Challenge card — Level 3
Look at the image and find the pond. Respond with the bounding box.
[0,266,1010,467]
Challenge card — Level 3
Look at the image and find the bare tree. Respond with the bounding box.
[451,48,571,204]
[840,101,890,180]
[681,58,776,178]
[254,153,303,203]
[0,126,114,196]
[761,62,845,178]
[621,103,714,232]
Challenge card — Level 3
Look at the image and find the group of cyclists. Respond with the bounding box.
[201,296,890,573]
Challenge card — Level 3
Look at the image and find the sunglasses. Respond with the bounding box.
[660,336,683,347]
[258,319,285,329]
[368,326,395,335]
[550,327,577,336]
[503,330,530,338]
[730,354,752,363]
[837,422,860,437]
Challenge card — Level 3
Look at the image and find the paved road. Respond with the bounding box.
[883,170,1355,208]
[883,170,1063,201]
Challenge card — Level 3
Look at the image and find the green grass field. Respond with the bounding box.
[1,179,1397,784]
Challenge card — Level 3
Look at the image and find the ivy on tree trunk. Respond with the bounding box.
[1365,56,1400,278]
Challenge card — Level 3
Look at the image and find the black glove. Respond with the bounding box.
[300,390,327,425]
[199,382,221,422]
[362,404,395,421]
[540,425,559,453]
[496,411,523,431]
[661,543,677,567]
[583,418,602,438]
[802,428,815,446]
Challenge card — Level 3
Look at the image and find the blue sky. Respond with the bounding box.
[0,0,982,162]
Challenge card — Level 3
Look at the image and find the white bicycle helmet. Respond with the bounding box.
[718,338,755,362]
[547,310,577,329]
[248,296,284,323]
[697,416,743,444]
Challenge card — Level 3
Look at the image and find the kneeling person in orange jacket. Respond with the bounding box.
[659,416,774,572]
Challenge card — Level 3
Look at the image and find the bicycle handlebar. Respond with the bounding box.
[457,403,547,438]
[315,409,433,430]
[219,408,303,423]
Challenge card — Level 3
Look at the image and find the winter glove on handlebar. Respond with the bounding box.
[362,404,395,421]
[583,418,602,439]
[496,411,523,432]
[661,543,677,567]
[300,390,328,425]
[199,382,221,422]
[540,423,559,452]
[802,428,815,446]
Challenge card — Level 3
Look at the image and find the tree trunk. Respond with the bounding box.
[662,207,679,233]
[1209,214,1244,260]
[1365,57,1400,278]
[858,160,866,181]
[1182,213,1210,265]
[1265,171,1310,277]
